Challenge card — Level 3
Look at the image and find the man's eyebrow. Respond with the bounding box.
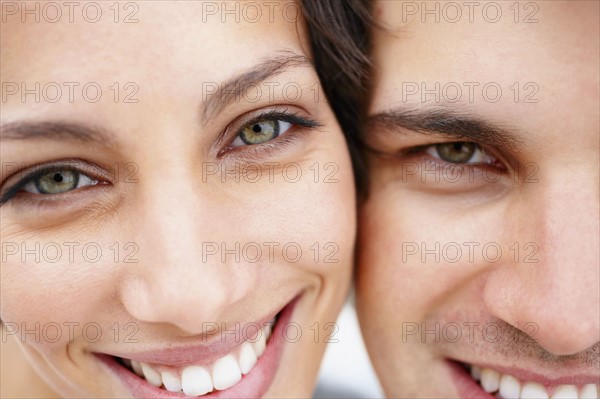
[0,120,114,146]
[367,107,522,151]
[200,51,313,124]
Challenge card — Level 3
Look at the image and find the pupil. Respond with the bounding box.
[453,143,463,151]
[53,173,64,183]
[252,124,261,133]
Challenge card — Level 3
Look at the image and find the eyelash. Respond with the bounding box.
[219,109,321,159]
[402,142,508,172]
[0,110,321,206]
[0,163,106,206]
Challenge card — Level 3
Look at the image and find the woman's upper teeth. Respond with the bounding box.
[126,323,273,396]
[471,365,599,399]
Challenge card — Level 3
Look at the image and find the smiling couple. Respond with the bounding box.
[1,1,598,398]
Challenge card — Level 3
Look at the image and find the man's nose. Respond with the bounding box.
[483,168,600,355]
[116,169,258,335]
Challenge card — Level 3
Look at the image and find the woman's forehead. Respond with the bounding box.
[0,1,310,83]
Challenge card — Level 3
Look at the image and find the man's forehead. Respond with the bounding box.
[369,1,599,153]
[370,1,598,95]
[372,1,597,43]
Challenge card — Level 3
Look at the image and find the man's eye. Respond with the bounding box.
[231,119,292,147]
[23,169,97,195]
[426,142,493,164]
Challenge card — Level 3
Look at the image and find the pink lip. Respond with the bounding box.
[453,359,600,387]
[102,303,290,368]
[448,361,495,399]
[448,359,600,398]
[97,297,299,398]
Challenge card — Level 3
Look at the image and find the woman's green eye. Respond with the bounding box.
[35,170,78,194]
[23,169,96,195]
[232,119,292,146]
[426,142,492,164]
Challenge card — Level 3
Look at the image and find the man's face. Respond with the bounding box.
[357,1,599,397]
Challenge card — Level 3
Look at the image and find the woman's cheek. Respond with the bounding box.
[1,228,123,348]
[215,154,355,269]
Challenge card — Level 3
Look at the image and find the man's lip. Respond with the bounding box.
[453,359,600,386]
[99,295,299,367]
[448,360,495,399]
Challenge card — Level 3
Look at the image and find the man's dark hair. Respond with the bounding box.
[301,0,372,198]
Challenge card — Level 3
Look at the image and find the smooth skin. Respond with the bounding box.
[0,1,355,397]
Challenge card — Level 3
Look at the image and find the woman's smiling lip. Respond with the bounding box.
[98,295,300,368]
[97,296,300,398]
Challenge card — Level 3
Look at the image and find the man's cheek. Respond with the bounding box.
[385,196,510,267]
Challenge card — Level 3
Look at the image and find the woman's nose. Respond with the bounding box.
[117,167,259,334]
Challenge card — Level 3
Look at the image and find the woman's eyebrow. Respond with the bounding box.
[367,106,523,152]
[0,52,313,145]
[200,51,313,125]
[0,120,114,146]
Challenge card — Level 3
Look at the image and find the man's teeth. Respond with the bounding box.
[479,368,500,393]
[125,321,274,396]
[471,365,600,399]
[500,374,521,398]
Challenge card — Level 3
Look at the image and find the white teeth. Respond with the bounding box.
[264,322,273,341]
[521,382,549,399]
[471,366,481,381]
[123,317,277,395]
[252,330,267,357]
[140,363,162,387]
[580,384,599,399]
[131,360,144,377]
[161,371,182,393]
[212,354,242,391]
[551,385,578,399]
[181,365,213,396]
[499,373,521,398]
[472,365,598,399]
[481,368,501,393]
[238,341,258,375]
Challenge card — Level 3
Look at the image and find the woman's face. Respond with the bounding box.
[0,2,355,398]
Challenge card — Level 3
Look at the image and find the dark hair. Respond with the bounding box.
[301,0,372,199]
